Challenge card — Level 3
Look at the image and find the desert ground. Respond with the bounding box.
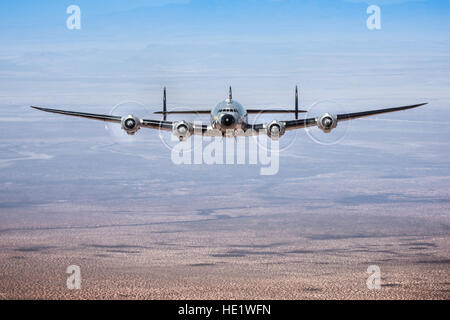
[0,105,449,300]
[0,199,449,299]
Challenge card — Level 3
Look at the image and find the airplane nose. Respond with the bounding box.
[221,114,236,127]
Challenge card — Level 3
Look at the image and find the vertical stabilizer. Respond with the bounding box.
[163,87,167,121]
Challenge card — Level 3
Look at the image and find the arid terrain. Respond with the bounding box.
[0,199,449,299]
[1,107,449,299]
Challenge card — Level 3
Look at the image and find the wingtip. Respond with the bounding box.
[408,102,428,108]
[31,106,48,112]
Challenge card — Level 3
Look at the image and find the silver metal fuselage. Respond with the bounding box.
[211,99,248,136]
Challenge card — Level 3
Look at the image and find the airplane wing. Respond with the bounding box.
[32,102,427,139]
[31,106,174,130]
[282,103,428,131]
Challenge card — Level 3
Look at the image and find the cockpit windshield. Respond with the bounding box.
[219,108,238,113]
[212,100,245,115]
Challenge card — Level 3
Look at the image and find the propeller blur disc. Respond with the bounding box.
[305,100,350,146]
[105,101,151,144]
[157,106,208,154]
[250,108,300,154]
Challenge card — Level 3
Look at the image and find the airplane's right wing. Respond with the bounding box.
[247,103,427,139]
[283,103,428,131]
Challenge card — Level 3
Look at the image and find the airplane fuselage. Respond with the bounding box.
[211,99,248,135]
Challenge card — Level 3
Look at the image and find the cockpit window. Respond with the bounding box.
[213,100,245,116]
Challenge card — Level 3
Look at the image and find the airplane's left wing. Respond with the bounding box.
[31,106,123,123]
[31,106,174,131]
[31,106,212,141]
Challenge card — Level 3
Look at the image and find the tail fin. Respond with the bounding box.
[295,86,299,120]
[163,87,167,121]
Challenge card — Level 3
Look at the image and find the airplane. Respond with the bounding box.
[31,86,427,141]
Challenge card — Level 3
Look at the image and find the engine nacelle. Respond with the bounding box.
[121,115,141,135]
[267,121,286,140]
[317,113,337,133]
[173,121,193,141]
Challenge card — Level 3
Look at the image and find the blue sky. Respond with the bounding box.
[0,0,448,174]
[0,0,449,108]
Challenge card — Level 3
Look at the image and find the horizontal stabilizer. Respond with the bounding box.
[247,109,307,114]
[155,109,308,115]
[155,110,211,114]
